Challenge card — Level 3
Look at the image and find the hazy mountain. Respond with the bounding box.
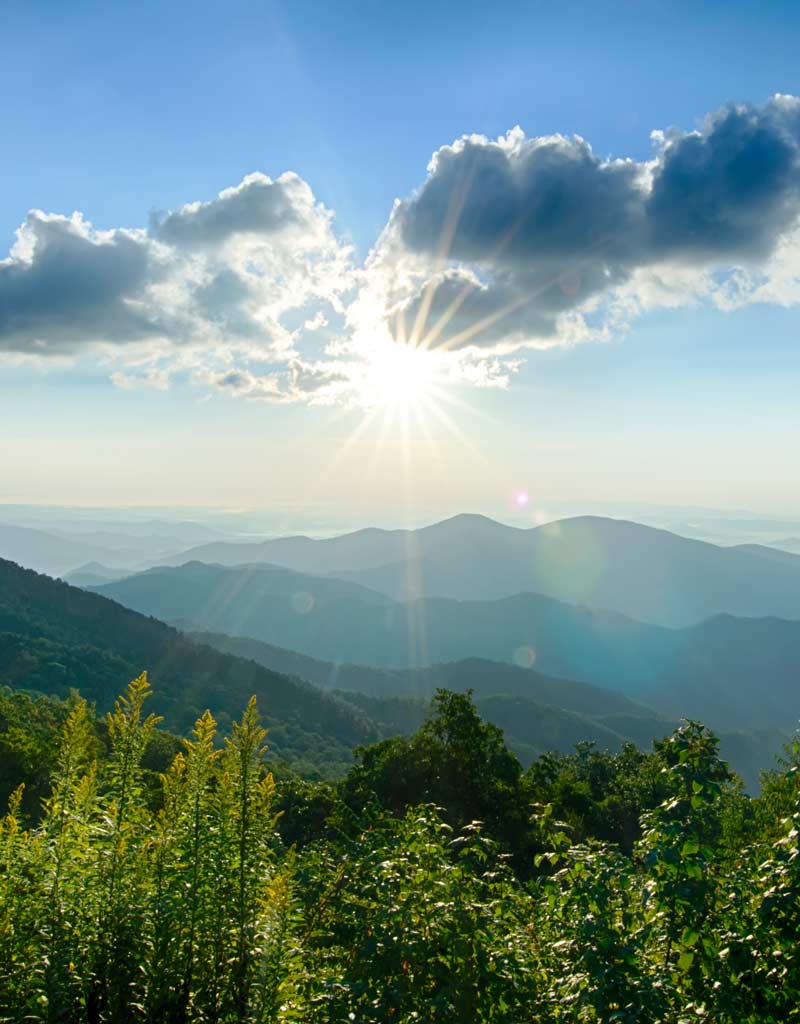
[157,514,800,627]
[732,543,800,568]
[190,631,782,788]
[0,523,125,577]
[53,519,229,544]
[94,560,800,734]
[63,562,132,587]
[189,630,650,712]
[0,506,230,544]
[0,522,190,577]
[0,555,787,787]
[0,509,241,578]
[773,537,800,554]
[344,689,664,758]
[0,558,379,775]
[93,559,391,639]
[340,689,780,789]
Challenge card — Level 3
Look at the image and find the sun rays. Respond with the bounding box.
[357,337,440,415]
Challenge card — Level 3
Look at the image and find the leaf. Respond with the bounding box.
[677,950,695,971]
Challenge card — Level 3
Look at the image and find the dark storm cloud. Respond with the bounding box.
[154,173,306,248]
[390,97,800,348]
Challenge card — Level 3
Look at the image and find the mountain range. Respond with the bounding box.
[154,514,800,627]
[0,518,230,578]
[0,549,790,788]
[4,555,745,778]
[5,508,800,790]
[189,630,784,790]
[93,558,800,735]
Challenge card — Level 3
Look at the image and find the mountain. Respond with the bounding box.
[94,560,800,735]
[189,630,650,712]
[63,562,132,587]
[156,514,800,627]
[0,558,379,775]
[0,522,189,578]
[92,560,395,655]
[0,556,786,788]
[189,631,780,789]
[342,688,664,758]
[338,689,779,790]
[773,537,800,554]
[0,512,238,578]
[0,523,124,578]
[731,543,800,568]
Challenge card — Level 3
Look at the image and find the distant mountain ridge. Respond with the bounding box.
[156,513,800,627]
[0,515,235,578]
[0,523,123,578]
[0,522,191,577]
[94,559,800,735]
[64,562,132,587]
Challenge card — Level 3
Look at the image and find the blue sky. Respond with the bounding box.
[3,0,800,516]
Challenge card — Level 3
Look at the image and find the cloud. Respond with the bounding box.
[206,368,284,400]
[0,212,155,353]
[110,367,172,391]
[4,96,800,402]
[199,358,353,405]
[646,101,800,260]
[364,95,800,352]
[0,173,352,360]
[153,172,311,248]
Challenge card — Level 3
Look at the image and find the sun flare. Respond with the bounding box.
[358,340,442,415]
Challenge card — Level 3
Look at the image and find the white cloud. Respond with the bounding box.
[5,96,800,404]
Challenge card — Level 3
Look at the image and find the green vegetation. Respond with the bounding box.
[2,674,800,1022]
[0,558,381,777]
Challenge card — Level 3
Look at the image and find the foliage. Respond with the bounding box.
[1,675,800,1022]
[0,674,286,1023]
[341,689,537,870]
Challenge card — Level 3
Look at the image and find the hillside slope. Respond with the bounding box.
[0,558,377,775]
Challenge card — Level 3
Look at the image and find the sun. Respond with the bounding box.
[358,339,442,416]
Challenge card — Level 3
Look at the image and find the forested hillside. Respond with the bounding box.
[1,556,786,786]
[0,558,376,775]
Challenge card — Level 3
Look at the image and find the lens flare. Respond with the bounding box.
[513,645,537,668]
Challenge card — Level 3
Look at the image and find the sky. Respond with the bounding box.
[3,0,800,519]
